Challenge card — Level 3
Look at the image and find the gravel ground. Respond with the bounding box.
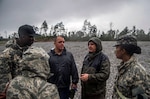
[0,41,150,99]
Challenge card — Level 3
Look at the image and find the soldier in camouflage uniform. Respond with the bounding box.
[0,24,36,93]
[112,35,150,99]
[80,37,110,99]
[6,46,59,99]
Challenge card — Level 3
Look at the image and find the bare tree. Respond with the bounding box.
[41,20,48,35]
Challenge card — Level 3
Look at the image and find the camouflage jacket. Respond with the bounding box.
[112,56,150,99]
[0,39,28,93]
[18,46,50,79]
[6,46,59,99]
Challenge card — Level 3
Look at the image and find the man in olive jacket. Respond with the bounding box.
[80,37,110,99]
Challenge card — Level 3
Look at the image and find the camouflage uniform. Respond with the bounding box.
[0,39,28,93]
[6,46,59,99]
[112,35,150,99]
[112,56,150,99]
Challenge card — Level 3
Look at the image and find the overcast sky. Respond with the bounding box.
[0,0,150,37]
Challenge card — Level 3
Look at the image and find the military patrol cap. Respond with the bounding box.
[18,24,36,36]
[114,35,141,54]
[114,35,138,46]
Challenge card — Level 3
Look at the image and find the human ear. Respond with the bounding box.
[121,48,127,54]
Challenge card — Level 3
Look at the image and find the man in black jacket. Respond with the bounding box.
[48,35,79,99]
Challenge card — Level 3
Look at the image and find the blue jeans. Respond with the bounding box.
[58,87,70,99]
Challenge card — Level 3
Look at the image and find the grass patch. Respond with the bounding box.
[0,41,7,45]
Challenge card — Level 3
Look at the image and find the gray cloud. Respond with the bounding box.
[0,0,150,37]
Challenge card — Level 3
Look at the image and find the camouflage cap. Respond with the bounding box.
[18,24,37,36]
[114,35,138,46]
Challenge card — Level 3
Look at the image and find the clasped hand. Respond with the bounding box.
[80,73,89,82]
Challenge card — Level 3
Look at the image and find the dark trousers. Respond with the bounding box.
[82,94,105,99]
[81,88,105,99]
[58,87,70,99]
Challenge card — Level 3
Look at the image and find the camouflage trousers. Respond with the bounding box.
[6,76,59,99]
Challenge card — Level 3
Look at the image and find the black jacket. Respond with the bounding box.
[47,48,79,88]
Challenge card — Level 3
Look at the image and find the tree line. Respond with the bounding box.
[34,20,150,41]
[2,20,150,41]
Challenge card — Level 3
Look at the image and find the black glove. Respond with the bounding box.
[69,88,77,99]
